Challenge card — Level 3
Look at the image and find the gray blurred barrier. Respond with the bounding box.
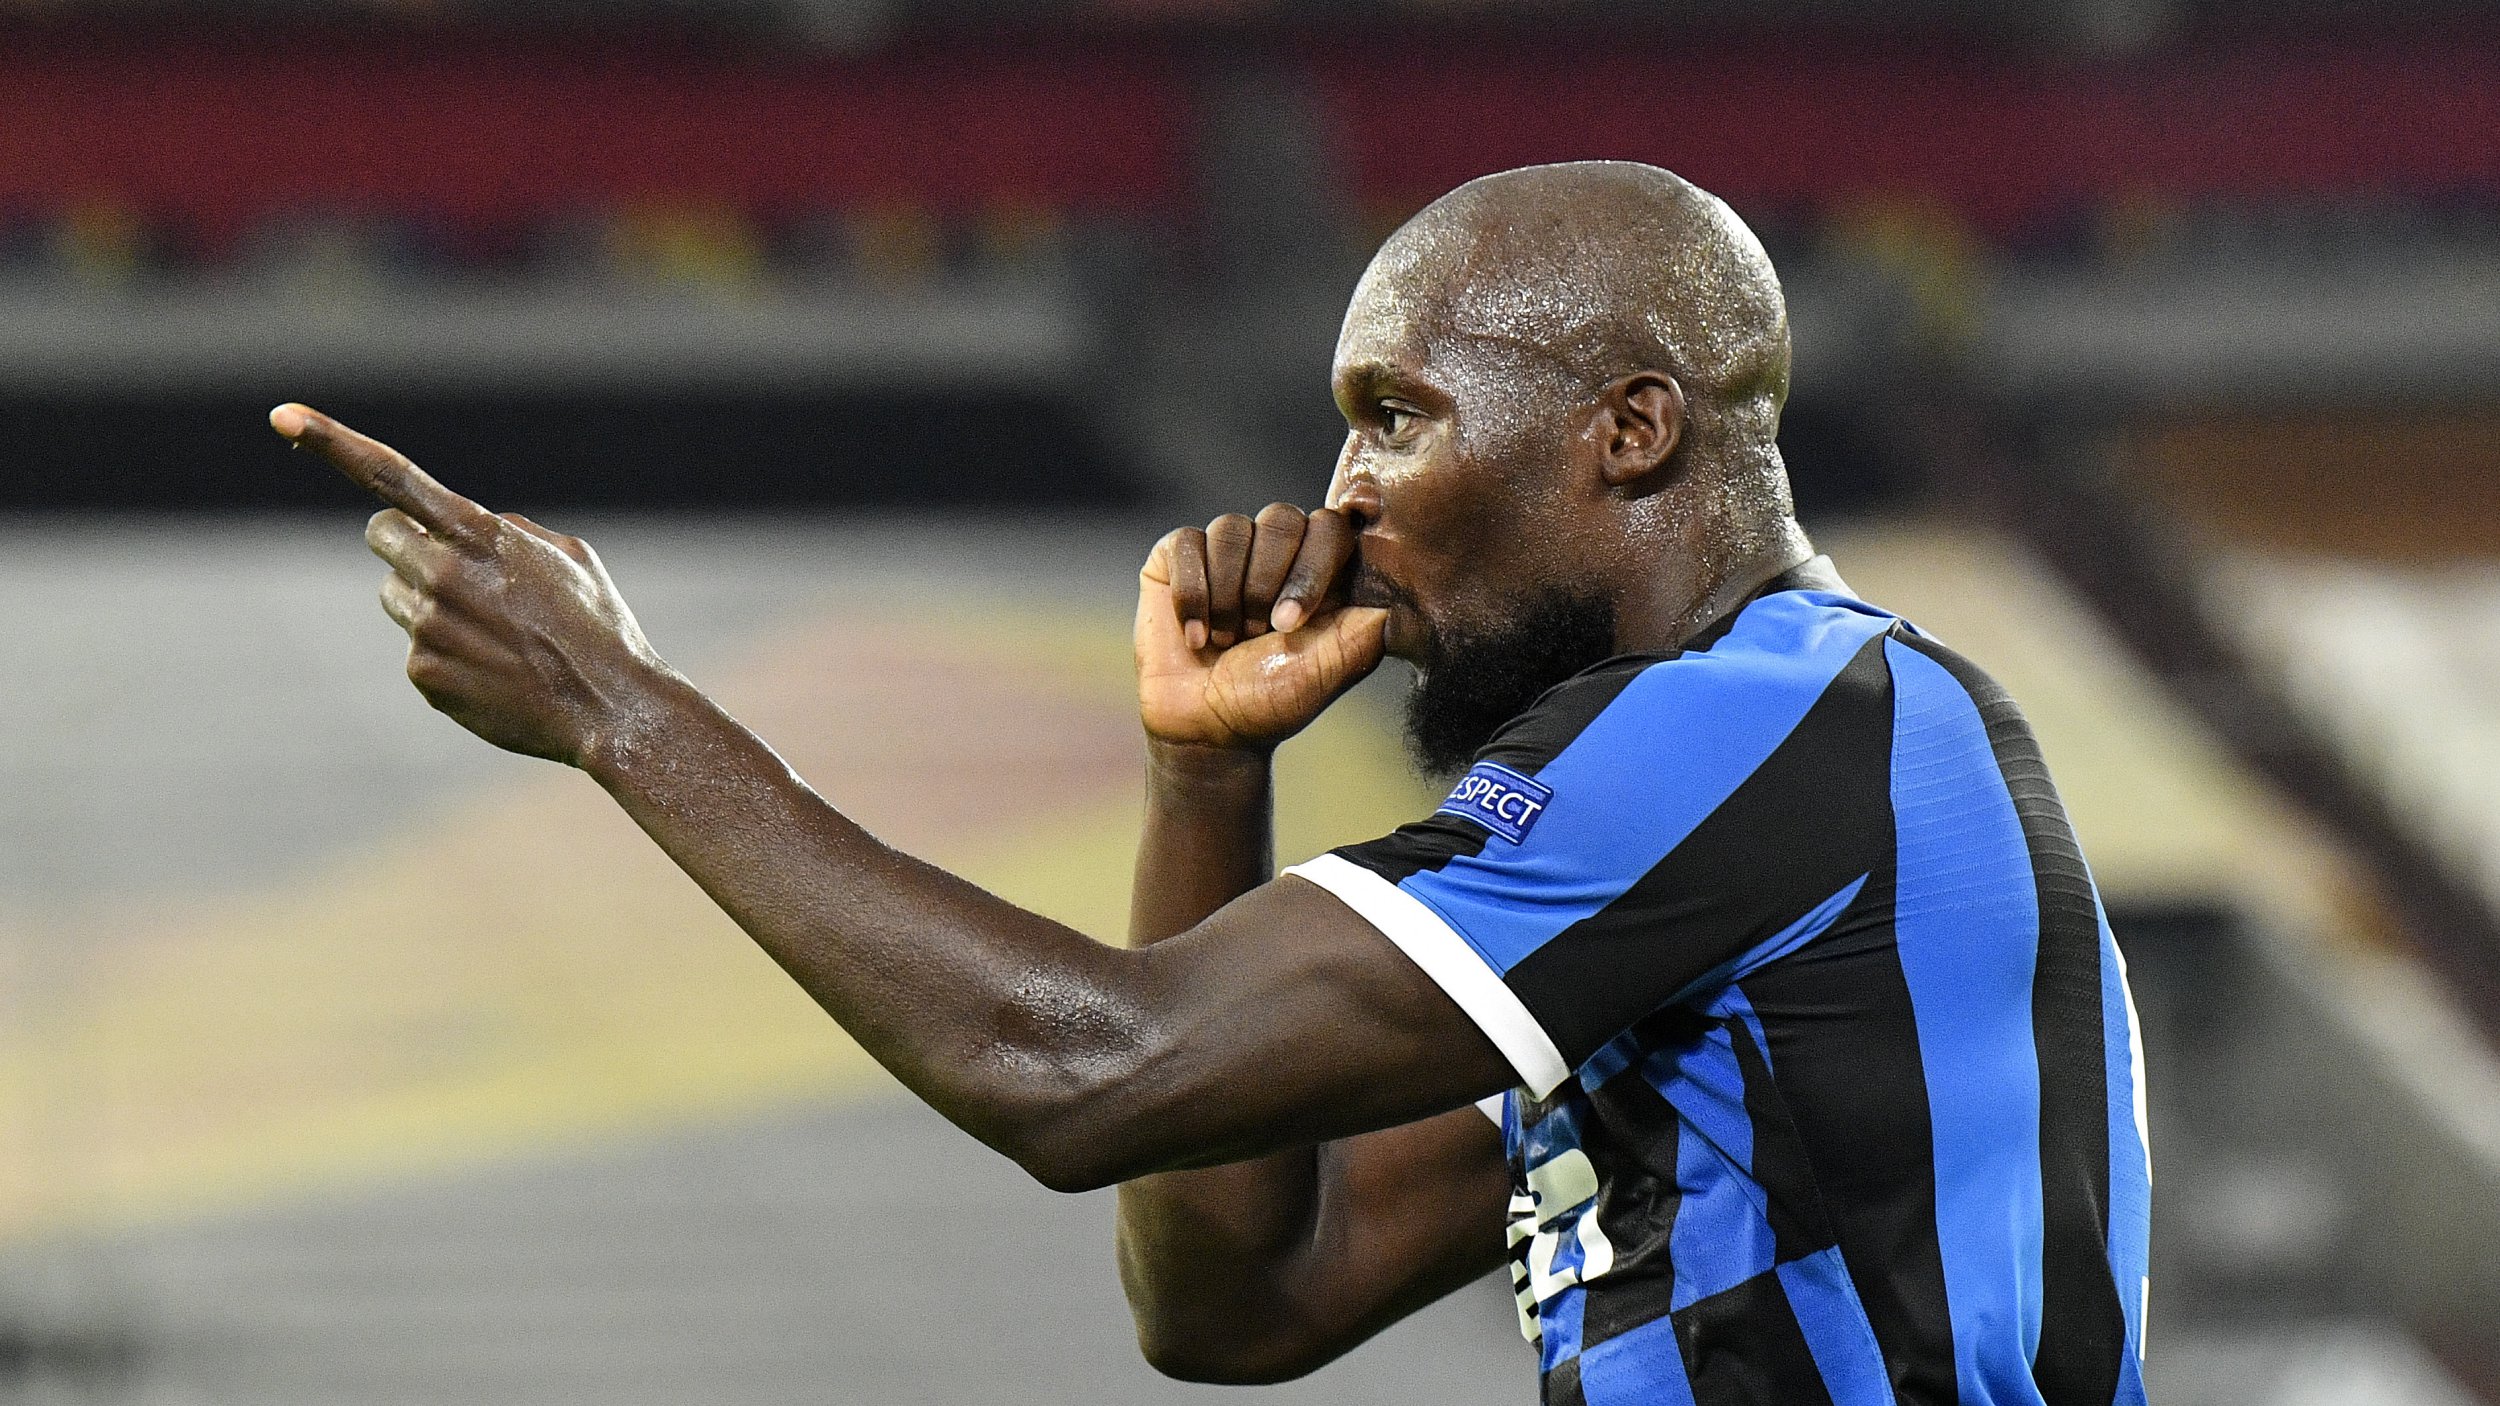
[2127,903,2500,1393]
[0,1097,1531,1406]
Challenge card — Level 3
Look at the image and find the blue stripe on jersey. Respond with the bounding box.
[2100,905,2155,1380]
[1669,1123,1776,1311]
[1392,593,1898,976]
[1710,984,1776,1076]
[1578,1028,1645,1091]
[1884,638,2050,1406]
[1778,1246,1902,1406]
[1642,1033,1777,1310]
[1578,1313,1700,1406]
[2114,1330,2149,1406]
[1540,1284,1588,1375]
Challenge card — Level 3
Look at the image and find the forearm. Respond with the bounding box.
[1127,741,1275,948]
[1124,1113,1514,1384]
[1117,738,1329,1374]
[280,408,1478,1209]
[582,670,1162,1190]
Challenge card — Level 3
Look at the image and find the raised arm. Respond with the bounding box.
[1114,511,1510,1382]
[268,404,1518,1198]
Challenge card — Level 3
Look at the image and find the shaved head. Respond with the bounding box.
[1325,161,1813,774]
[1347,160,1793,505]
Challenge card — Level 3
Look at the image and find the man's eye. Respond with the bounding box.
[1380,407,1417,440]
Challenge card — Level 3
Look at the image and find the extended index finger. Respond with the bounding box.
[271,403,497,544]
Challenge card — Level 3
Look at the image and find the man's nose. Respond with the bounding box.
[1325,457,1384,529]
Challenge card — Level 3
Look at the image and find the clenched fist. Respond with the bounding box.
[271,403,676,767]
[1135,503,1388,752]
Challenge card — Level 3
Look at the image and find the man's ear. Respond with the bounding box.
[1595,372,1685,488]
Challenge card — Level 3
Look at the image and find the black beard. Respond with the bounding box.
[1402,588,1620,778]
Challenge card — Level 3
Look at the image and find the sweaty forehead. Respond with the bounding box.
[1334,253,1439,378]
[1334,218,1607,393]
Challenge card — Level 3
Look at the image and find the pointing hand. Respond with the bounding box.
[271,403,674,767]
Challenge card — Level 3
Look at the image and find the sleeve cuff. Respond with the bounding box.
[1283,853,1572,1099]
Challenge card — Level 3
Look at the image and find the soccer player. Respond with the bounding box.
[273,161,2151,1405]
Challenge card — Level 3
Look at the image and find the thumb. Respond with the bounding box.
[1312,605,1389,676]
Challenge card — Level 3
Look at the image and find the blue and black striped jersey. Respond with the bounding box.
[1286,560,2153,1406]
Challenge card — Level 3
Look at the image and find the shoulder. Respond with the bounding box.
[1476,590,1907,779]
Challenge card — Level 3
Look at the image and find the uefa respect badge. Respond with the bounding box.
[1436,761,1554,844]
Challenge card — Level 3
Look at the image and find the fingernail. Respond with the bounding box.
[1270,599,1306,632]
[1185,620,1207,650]
[269,404,310,439]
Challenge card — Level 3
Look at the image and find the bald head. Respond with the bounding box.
[1323,164,1816,770]
[1346,161,1792,493]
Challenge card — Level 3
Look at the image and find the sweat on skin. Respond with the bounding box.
[260,162,2136,1401]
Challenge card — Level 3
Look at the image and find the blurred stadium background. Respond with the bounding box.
[1,0,2497,1401]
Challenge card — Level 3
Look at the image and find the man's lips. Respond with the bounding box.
[1347,558,1428,662]
[1347,556,1412,613]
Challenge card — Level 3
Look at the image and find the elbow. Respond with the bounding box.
[1140,1340,1273,1386]
[983,1075,1153,1196]
[977,966,1184,1194]
[1146,1351,1320,1387]
[1017,1140,1121,1197]
[1124,1261,1333,1385]
[1136,1323,1328,1386]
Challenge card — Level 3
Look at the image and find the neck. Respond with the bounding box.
[1610,512,1815,655]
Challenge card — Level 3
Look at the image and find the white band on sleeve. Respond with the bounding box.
[1283,853,1572,1099]
[1475,1094,1507,1126]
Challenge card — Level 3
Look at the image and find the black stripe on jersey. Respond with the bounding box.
[1572,1043,1690,1351]
[1727,1011,1834,1262]
[1735,626,1958,1406]
[1503,630,1897,1067]
[1672,1269,1836,1406]
[1542,1352,1587,1406]
[1894,631,2128,1404]
[1338,812,1496,887]
[1336,659,1647,885]
[1333,564,1836,892]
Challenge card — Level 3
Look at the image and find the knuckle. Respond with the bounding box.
[1206,513,1254,540]
[1256,501,1305,527]
[1142,531,1181,575]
